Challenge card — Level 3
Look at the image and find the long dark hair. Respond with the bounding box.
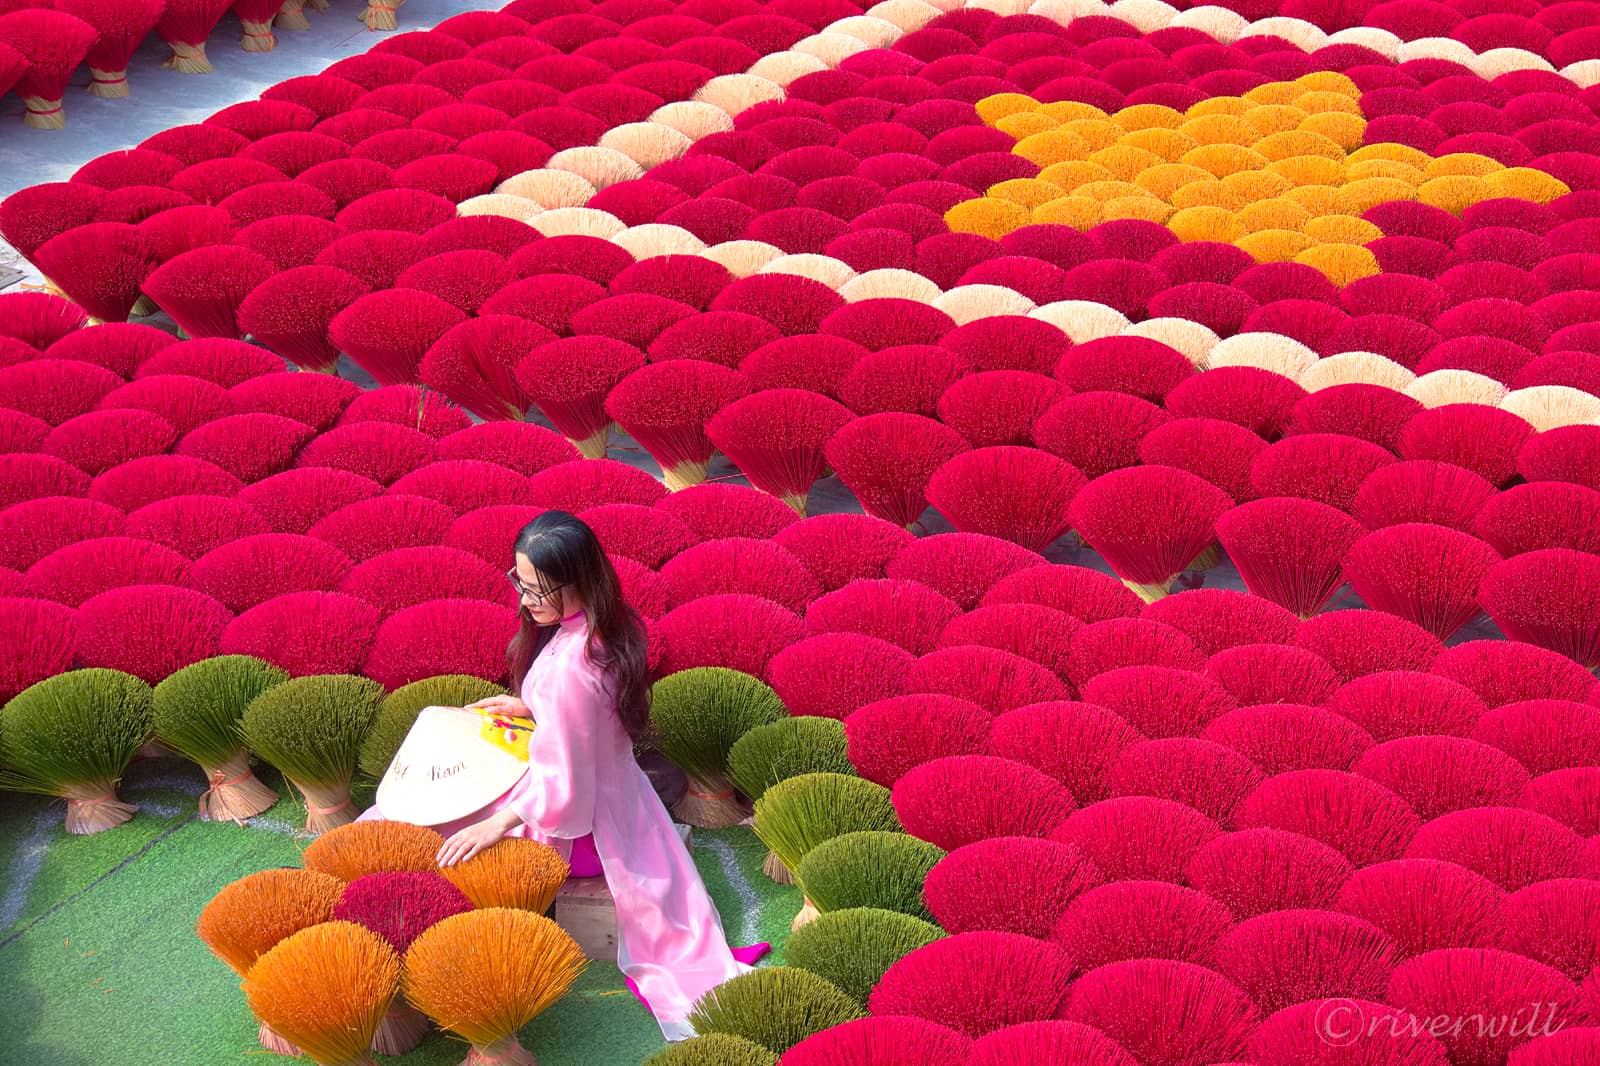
[507,510,651,740]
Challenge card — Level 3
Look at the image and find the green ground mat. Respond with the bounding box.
[0,757,797,1066]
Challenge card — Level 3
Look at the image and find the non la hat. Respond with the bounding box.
[375,706,532,827]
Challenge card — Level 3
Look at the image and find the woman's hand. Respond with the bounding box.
[467,694,531,718]
[437,811,520,867]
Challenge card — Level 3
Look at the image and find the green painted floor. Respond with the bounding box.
[0,757,797,1066]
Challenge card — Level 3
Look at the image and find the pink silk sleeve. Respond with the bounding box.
[507,647,605,839]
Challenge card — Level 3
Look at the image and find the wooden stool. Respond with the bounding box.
[553,824,693,962]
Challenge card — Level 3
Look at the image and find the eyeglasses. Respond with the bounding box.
[507,569,566,604]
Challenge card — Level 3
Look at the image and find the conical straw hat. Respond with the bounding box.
[375,707,532,828]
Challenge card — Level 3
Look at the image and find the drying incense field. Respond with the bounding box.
[5,0,1600,1062]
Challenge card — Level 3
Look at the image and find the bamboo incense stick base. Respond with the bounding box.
[240,20,277,51]
[296,780,356,834]
[466,1035,536,1066]
[163,41,213,74]
[276,0,311,29]
[304,0,327,9]
[662,461,710,492]
[371,999,430,1056]
[778,490,809,517]
[671,775,746,828]
[63,785,136,835]
[762,849,792,885]
[197,752,279,823]
[129,295,157,318]
[573,427,610,460]
[790,897,820,932]
[258,1022,301,1057]
[361,1,399,30]
[88,68,130,99]
[21,96,65,130]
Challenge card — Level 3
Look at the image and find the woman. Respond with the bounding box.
[365,510,765,1041]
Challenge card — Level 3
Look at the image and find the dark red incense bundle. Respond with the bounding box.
[0,40,22,102]
[738,333,865,399]
[1204,704,1375,776]
[1335,857,1506,957]
[1052,794,1223,885]
[232,0,283,52]
[649,593,805,681]
[365,599,518,691]
[1479,549,1600,670]
[1034,392,1170,482]
[443,505,548,568]
[1078,665,1237,740]
[0,182,106,261]
[923,446,1083,554]
[0,10,97,128]
[227,364,360,432]
[221,590,381,677]
[980,565,1142,625]
[1352,459,1496,534]
[156,0,234,74]
[1183,827,1352,922]
[417,316,553,423]
[1141,588,1299,657]
[1297,609,1445,681]
[868,933,1071,1039]
[988,701,1140,807]
[513,336,645,458]
[838,344,972,419]
[56,0,164,98]
[1434,639,1599,708]
[237,266,369,374]
[391,459,530,514]
[1053,878,1234,973]
[237,468,384,535]
[823,412,968,530]
[0,453,92,512]
[138,205,237,266]
[658,538,820,615]
[771,513,913,595]
[704,388,855,514]
[31,223,159,323]
[1212,909,1396,1016]
[1285,383,1422,453]
[189,533,352,615]
[653,483,799,542]
[923,835,1101,941]
[885,532,1046,614]
[1065,619,1206,689]
[843,693,989,788]
[1164,364,1305,439]
[314,230,425,291]
[176,413,314,482]
[1325,670,1485,743]
[602,359,749,490]
[785,1017,972,1066]
[891,755,1075,853]
[143,246,277,340]
[309,495,453,563]
[90,454,245,515]
[935,369,1063,448]
[1065,951,1257,1057]
[1342,523,1502,640]
[341,546,510,618]
[0,291,90,349]
[1106,736,1262,823]
[0,599,77,704]
[75,584,232,683]
[804,578,961,657]
[0,358,121,427]
[1355,736,1529,822]
[575,504,693,570]
[1215,497,1365,618]
[1398,404,1534,487]
[1235,769,1421,867]
[125,494,268,560]
[328,289,466,388]
[1518,424,1600,491]
[904,645,1069,717]
[1250,433,1397,514]
[1475,481,1600,558]
[526,459,666,513]
[937,604,1079,682]
[23,536,190,607]
[1068,466,1234,604]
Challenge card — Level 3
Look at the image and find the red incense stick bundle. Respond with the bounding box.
[57,0,165,99]
[233,0,280,51]
[157,0,233,74]
[0,10,99,129]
